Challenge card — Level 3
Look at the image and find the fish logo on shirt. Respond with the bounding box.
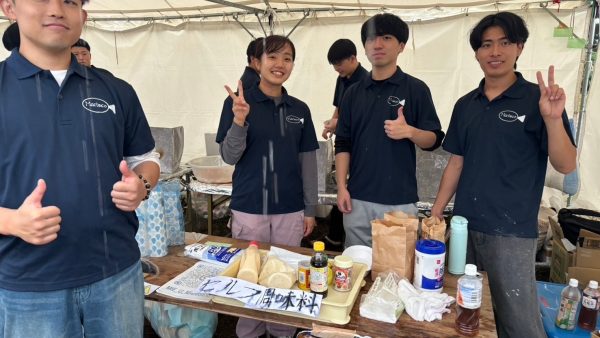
[82,98,116,115]
[387,96,405,107]
[498,110,525,123]
[286,115,304,124]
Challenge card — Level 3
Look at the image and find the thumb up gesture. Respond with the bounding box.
[11,179,62,245]
[384,106,414,140]
[111,160,146,211]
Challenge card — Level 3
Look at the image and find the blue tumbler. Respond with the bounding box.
[448,215,468,275]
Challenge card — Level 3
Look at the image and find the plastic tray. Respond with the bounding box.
[214,256,368,325]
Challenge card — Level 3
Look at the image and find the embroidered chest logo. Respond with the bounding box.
[82,98,116,115]
[498,110,525,123]
[286,115,304,124]
[387,96,405,107]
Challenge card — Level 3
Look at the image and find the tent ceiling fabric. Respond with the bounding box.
[66,1,589,30]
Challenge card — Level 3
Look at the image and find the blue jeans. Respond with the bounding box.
[0,262,144,338]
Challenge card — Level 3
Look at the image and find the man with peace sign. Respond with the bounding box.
[431,12,576,338]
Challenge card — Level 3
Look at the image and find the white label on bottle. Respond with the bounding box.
[310,267,328,292]
[582,295,598,309]
[457,284,481,309]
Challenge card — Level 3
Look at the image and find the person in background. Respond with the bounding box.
[239,37,264,90]
[322,38,369,140]
[431,12,576,338]
[335,13,444,247]
[217,35,319,338]
[320,38,369,250]
[71,37,91,66]
[71,37,114,75]
[0,0,160,337]
[2,21,19,51]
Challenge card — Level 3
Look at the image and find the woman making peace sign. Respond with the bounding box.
[216,35,319,338]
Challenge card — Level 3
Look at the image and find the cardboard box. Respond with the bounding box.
[567,266,600,289]
[550,220,600,285]
[549,216,575,284]
[575,229,600,269]
[564,229,600,286]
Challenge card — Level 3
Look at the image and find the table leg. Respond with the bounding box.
[206,194,232,236]
[207,194,214,235]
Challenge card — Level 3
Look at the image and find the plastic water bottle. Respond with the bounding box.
[455,264,482,336]
[555,278,581,330]
[448,216,468,275]
[578,280,600,331]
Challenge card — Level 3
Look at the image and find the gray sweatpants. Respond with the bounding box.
[467,230,546,338]
[342,199,418,248]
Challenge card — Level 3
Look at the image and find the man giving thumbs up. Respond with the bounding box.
[0,0,159,336]
[335,13,445,248]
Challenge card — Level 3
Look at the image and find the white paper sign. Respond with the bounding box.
[197,276,322,317]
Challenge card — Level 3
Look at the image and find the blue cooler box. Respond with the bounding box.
[538,281,600,337]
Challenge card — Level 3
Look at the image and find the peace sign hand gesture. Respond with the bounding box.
[225,80,250,126]
[537,65,566,121]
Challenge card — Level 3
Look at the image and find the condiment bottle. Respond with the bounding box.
[333,255,353,292]
[310,241,328,298]
[237,241,260,284]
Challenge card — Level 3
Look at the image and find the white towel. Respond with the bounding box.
[398,279,455,322]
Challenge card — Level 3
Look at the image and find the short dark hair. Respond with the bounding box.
[361,13,409,46]
[72,38,91,52]
[246,37,264,64]
[327,39,357,64]
[256,35,296,61]
[469,12,529,51]
[2,22,19,51]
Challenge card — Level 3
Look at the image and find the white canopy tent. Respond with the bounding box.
[1,0,598,210]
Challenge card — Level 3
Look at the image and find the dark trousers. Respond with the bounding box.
[327,206,344,243]
[467,230,546,338]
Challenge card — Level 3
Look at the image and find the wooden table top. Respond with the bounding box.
[145,236,497,337]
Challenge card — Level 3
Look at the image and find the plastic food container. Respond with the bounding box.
[188,156,234,183]
[216,254,368,325]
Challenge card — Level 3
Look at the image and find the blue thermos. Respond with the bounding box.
[448,215,468,275]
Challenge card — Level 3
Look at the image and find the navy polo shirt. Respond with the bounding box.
[335,67,443,205]
[332,63,369,107]
[443,73,575,238]
[216,86,319,214]
[0,51,155,291]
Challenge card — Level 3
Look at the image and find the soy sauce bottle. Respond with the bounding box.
[310,241,328,298]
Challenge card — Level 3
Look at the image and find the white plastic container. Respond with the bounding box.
[413,239,446,293]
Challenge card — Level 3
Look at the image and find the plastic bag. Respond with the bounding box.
[359,272,404,323]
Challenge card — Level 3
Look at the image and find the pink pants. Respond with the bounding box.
[231,209,304,338]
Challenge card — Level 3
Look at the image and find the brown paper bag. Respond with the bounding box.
[371,212,418,281]
[422,216,447,243]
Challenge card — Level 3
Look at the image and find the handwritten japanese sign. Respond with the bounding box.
[197,276,323,317]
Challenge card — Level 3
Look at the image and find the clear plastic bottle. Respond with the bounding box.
[455,264,482,336]
[578,280,600,331]
[237,241,260,284]
[555,278,581,330]
[310,241,328,298]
